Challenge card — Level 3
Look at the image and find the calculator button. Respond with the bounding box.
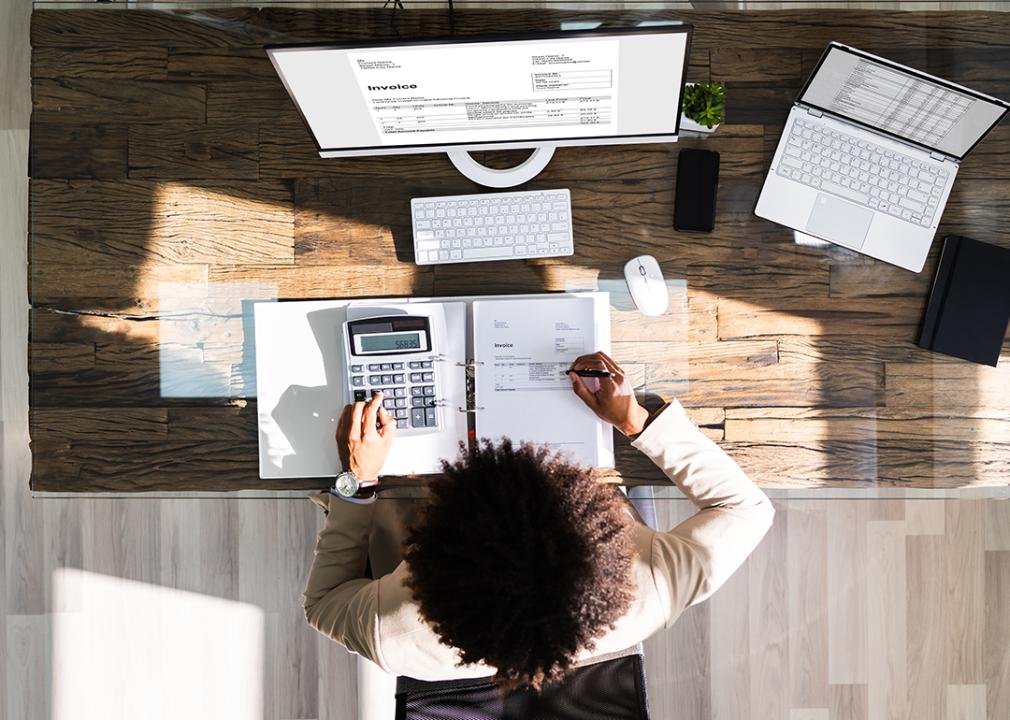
[381,374,393,384]
[392,363,404,370]
[423,386,435,396]
[380,363,393,371]
[353,390,367,402]
[369,375,381,384]
[351,376,364,386]
[394,408,408,419]
[350,365,363,372]
[395,398,408,408]
[393,374,405,383]
[409,361,422,369]
[421,361,433,369]
[422,372,434,382]
[393,387,406,397]
[425,408,437,426]
[368,364,381,371]
[371,389,382,398]
[409,373,422,383]
[411,408,426,427]
[396,419,409,429]
[382,399,396,410]
[411,396,429,408]
[411,387,425,397]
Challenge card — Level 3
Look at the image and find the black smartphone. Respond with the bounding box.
[674,149,720,232]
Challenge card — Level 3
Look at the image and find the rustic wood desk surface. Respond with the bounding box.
[28,8,1010,493]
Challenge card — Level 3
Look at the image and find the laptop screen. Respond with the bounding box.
[799,44,1008,160]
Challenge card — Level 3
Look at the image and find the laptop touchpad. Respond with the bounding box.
[805,193,873,250]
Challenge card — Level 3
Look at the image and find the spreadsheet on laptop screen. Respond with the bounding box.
[800,46,1006,158]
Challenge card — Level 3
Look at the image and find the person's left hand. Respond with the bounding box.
[336,392,396,481]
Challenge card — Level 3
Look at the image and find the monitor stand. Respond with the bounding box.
[446,146,556,188]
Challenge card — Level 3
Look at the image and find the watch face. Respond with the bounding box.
[335,473,359,497]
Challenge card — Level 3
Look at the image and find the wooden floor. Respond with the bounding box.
[3,492,1010,720]
[27,7,1010,492]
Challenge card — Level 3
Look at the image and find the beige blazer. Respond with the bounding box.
[303,400,775,680]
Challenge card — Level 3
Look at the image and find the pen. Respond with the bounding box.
[568,368,613,378]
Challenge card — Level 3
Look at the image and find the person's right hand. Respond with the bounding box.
[335,392,397,481]
[567,351,650,437]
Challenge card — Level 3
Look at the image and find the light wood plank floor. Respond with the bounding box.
[2,492,1010,720]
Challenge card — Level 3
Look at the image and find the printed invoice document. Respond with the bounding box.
[347,39,620,146]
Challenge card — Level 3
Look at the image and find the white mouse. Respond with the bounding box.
[623,255,669,317]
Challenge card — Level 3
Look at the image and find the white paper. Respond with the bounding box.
[347,38,619,146]
[254,298,468,479]
[472,295,613,468]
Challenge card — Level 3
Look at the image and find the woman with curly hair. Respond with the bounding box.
[303,351,774,692]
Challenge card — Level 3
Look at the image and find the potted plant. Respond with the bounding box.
[680,82,725,134]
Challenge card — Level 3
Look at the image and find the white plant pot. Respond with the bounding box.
[680,115,720,134]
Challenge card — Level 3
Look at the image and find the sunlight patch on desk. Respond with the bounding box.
[51,568,264,720]
[157,281,275,398]
[794,230,831,248]
[565,275,691,401]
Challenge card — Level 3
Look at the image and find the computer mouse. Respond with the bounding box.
[623,255,669,317]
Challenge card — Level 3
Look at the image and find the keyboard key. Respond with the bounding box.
[396,419,409,429]
[410,373,422,383]
[368,364,381,371]
[393,387,406,397]
[353,390,367,402]
[423,385,435,396]
[409,361,422,369]
[411,387,424,397]
[425,408,437,427]
[392,363,404,370]
[369,375,381,384]
[351,376,364,387]
[422,372,434,382]
[421,361,433,369]
[350,365,363,372]
[411,408,426,428]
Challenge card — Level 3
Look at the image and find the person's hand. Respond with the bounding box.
[336,392,396,481]
[567,351,650,437]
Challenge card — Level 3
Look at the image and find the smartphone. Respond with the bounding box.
[674,149,720,232]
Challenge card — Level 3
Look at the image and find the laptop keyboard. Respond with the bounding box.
[778,118,949,227]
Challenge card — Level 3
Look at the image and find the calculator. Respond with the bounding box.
[343,314,441,433]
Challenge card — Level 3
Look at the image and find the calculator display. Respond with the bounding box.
[359,332,422,353]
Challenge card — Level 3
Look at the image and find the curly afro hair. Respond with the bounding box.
[403,439,636,693]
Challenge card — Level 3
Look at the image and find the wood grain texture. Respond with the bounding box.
[128,124,259,180]
[27,8,1010,492]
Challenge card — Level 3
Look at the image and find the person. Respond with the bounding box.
[303,351,775,692]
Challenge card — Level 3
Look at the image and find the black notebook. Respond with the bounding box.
[919,235,1010,367]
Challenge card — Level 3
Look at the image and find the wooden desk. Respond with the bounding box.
[28,8,1010,492]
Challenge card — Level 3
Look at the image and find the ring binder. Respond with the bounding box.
[457,358,483,413]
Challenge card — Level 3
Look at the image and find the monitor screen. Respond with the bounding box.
[800,45,1008,159]
[267,28,691,156]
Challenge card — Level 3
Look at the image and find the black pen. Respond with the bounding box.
[568,368,613,378]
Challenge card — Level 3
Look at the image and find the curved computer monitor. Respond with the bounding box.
[266,26,693,187]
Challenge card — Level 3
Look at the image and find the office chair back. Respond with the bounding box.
[394,649,649,720]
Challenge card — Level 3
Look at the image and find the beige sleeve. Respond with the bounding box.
[631,401,775,623]
[302,494,387,669]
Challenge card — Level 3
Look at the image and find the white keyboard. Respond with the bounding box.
[778,118,949,227]
[410,189,574,265]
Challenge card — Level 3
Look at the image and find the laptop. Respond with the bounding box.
[756,42,1009,272]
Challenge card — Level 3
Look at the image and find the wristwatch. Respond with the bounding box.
[331,471,379,505]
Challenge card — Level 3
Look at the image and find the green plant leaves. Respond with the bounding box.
[683,82,726,129]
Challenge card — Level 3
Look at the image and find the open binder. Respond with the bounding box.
[254,292,613,479]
